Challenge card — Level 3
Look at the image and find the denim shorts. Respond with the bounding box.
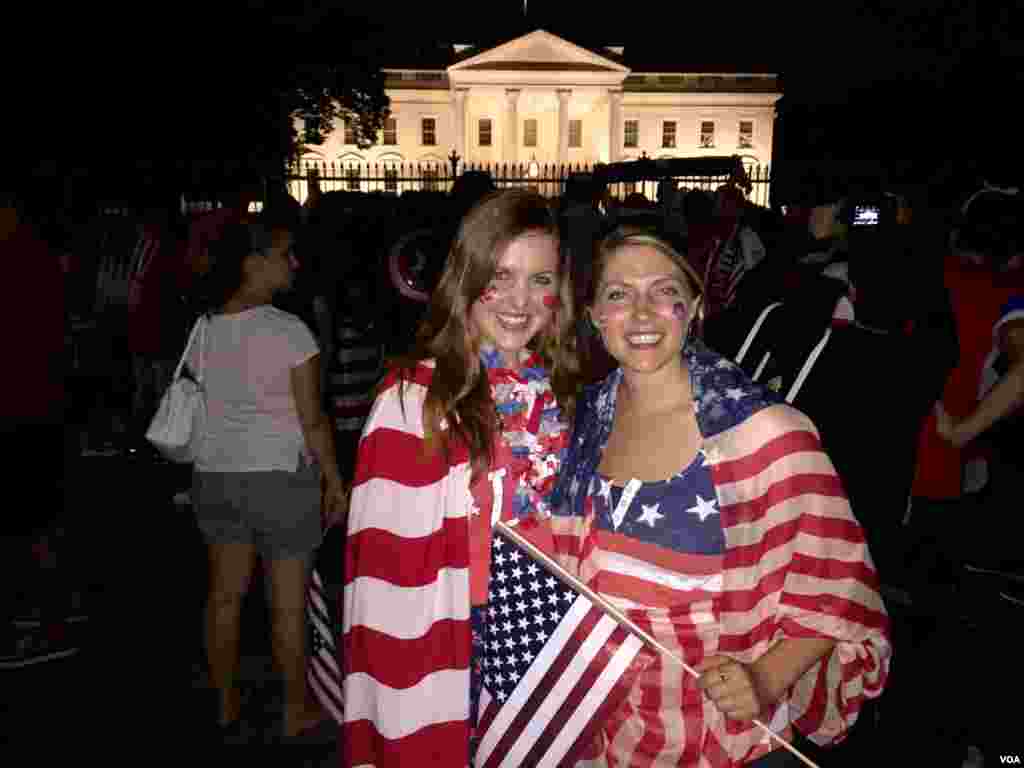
[192,456,322,561]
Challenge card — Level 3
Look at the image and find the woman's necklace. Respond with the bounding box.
[483,347,568,519]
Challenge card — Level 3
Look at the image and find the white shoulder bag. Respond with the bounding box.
[146,315,208,463]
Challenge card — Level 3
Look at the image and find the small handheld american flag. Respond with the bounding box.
[473,524,656,768]
[307,567,343,724]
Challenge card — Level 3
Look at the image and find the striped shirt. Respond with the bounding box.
[584,456,728,767]
[92,218,141,315]
[551,341,892,766]
[703,226,766,317]
[327,313,384,435]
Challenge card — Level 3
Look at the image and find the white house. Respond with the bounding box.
[293,29,781,200]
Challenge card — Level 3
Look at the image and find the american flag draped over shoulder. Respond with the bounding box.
[550,344,892,765]
[473,525,656,768]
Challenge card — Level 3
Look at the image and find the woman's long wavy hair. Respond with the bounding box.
[395,188,579,480]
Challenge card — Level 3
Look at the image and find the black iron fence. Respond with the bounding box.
[287,159,773,208]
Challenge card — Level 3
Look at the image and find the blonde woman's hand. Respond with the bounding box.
[696,655,767,723]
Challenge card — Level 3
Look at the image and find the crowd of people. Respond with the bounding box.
[2,167,1021,763]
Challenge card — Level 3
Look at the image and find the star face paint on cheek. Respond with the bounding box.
[479,286,498,303]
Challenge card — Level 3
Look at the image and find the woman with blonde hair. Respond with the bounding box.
[550,229,891,766]
[340,189,579,767]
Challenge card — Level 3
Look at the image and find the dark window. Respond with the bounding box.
[738,121,754,149]
[383,118,397,145]
[624,120,639,148]
[662,121,676,149]
[422,118,436,146]
[303,116,319,143]
[524,119,538,147]
[568,119,582,148]
[479,118,492,147]
[699,121,715,148]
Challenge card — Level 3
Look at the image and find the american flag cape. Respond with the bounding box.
[342,363,488,768]
[550,341,892,765]
[307,567,343,724]
[474,524,657,768]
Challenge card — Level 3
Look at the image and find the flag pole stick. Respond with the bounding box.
[498,521,821,768]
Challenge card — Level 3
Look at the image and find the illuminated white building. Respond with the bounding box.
[295,29,780,195]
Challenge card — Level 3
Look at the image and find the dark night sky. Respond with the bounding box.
[310,0,1020,173]
[334,0,1019,97]
[78,0,1016,99]
[25,0,1022,180]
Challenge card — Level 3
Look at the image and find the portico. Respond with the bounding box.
[296,29,781,193]
[445,32,631,168]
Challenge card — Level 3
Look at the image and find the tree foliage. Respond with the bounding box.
[48,4,391,181]
[250,3,392,168]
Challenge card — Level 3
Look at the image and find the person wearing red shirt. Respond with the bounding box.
[0,182,76,669]
[127,203,194,441]
[913,254,1024,504]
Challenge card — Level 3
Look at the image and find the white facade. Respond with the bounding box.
[296,30,780,179]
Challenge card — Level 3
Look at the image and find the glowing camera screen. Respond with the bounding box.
[852,205,881,227]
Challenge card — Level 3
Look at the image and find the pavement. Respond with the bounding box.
[3,451,338,763]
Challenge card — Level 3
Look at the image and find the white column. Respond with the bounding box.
[505,88,520,166]
[608,89,623,163]
[556,89,571,167]
[451,88,467,163]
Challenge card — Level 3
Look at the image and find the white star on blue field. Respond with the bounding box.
[592,450,724,555]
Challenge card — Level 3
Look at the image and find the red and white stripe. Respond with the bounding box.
[342,365,475,768]
[552,403,891,766]
[308,568,343,725]
[713,406,890,751]
[475,595,651,768]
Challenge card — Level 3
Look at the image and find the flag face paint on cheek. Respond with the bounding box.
[542,294,561,310]
[671,301,687,318]
[479,286,498,303]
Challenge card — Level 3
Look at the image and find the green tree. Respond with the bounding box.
[255,5,392,170]
[63,5,392,182]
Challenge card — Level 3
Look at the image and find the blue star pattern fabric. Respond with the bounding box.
[590,449,725,556]
[481,540,577,704]
[553,339,780,519]
[471,528,658,768]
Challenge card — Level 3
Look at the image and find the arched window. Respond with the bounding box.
[377,153,406,193]
[298,152,326,175]
[337,153,367,192]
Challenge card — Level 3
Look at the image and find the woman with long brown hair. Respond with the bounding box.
[340,189,578,767]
